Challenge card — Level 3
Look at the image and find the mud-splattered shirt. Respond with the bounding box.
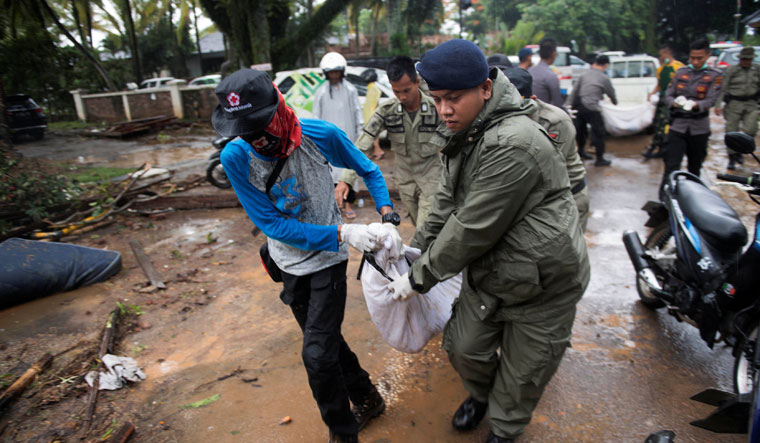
[221,119,392,276]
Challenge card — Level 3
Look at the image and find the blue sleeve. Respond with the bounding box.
[301,119,393,212]
[220,140,339,252]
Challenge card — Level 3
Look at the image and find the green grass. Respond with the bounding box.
[61,165,134,183]
[47,120,106,131]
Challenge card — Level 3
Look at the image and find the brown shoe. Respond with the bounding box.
[351,388,385,431]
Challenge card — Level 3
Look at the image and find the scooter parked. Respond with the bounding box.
[623,132,760,437]
[206,136,234,189]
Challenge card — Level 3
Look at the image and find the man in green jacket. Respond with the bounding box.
[388,39,591,443]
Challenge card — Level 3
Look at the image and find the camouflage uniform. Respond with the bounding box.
[341,92,443,227]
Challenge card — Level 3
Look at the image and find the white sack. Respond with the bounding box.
[360,227,461,353]
[600,101,655,136]
[85,354,146,390]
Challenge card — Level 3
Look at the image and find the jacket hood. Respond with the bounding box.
[437,67,537,154]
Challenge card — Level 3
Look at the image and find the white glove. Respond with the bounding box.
[567,107,578,119]
[371,223,405,260]
[340,224,378,252]
[683,99,696,111]
[389,272,419,301]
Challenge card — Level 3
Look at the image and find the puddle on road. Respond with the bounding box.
[78,144,215,169]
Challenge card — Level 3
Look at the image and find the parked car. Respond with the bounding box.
[273,66,394,118]
[5,94,47,141]
[714,46,760,70]
[709,41,743,68]
[524,45,589,96]
[139,77,177,89]
[605,54,660,104]
[189,74,221,86]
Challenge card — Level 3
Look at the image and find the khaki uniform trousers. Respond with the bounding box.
[725,99,758,137]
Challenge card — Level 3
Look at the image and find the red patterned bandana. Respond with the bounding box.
[243,84,302,158]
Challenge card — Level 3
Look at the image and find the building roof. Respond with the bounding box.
[198,31,225,54]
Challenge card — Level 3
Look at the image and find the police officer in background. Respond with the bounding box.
[661,38,723,193]
[715,46,760,169]
[338,56,443,228]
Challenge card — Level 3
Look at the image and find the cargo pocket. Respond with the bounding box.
[529,337,571,387]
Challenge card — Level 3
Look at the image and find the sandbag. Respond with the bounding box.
[0,238,122,308]
[600,101,655,136]
[360,233,461,353]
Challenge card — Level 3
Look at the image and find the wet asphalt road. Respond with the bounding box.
[9,117,756,442]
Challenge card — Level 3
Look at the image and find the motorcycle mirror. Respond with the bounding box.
[724,132,755,154]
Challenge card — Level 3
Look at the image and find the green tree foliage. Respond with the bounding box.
[519,0,654,58]
[657,0,744,57]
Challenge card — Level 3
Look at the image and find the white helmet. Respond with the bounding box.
[320,52,347,75]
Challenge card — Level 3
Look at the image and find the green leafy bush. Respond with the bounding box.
[0,153,81,228]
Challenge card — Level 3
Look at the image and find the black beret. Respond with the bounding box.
[487,53,512,69]
[417,39,488,90]
[501,67,533,97]
[211,69,279,137]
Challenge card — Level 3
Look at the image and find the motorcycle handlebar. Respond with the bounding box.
[717,173,752,185]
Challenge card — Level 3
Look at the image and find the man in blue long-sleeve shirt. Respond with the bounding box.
[212,69,397,443]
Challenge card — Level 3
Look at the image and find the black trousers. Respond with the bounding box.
[280,260,374,435]
[574,105,606,160]
[659,130,709,194]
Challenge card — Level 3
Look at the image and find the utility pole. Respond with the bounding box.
[735,0,742,41]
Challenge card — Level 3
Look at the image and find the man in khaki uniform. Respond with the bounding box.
[338,56,442,227]
[716,46,760,169]
[388,40,590,443]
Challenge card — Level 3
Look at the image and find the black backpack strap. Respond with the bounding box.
[266,157,288,194]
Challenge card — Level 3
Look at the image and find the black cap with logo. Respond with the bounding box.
[211,69,279,137]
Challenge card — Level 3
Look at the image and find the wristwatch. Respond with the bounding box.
[381,211,401,226]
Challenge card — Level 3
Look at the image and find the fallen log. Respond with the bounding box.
[129,240,166,289]
[0,353,53,412]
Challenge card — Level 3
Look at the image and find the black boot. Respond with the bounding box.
[351,388,385,431]
[452,396,487,431]
[485,430,515,443]
[328,430,358,443]
[728,154,738,170]
[579,151,593,160]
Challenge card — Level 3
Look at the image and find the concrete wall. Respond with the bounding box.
[71,85,218,123]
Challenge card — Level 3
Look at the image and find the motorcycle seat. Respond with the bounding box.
[675,179,748,251]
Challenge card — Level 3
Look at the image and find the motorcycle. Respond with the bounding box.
[623,132,760,437]
[206,136,234,189]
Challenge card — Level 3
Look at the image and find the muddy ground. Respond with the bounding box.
[0,116,756,442]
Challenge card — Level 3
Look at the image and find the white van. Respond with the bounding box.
[605,55,660,104]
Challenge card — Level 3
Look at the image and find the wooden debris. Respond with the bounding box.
[81,307,121,437]
[111,422,135,443]
[130,192,241,211]
[92,116,178,138]
[129,240,166,289]
[0,353,53,412]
